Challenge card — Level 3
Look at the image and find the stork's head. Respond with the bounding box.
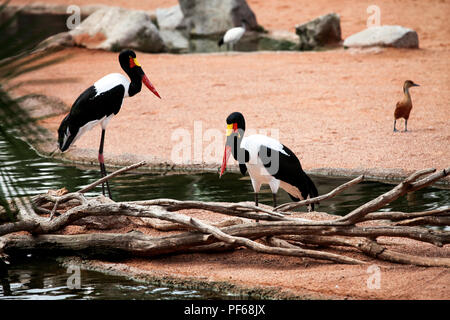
[220,112,246,178]
[119,49,161,99]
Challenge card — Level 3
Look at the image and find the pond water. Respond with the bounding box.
[0,130,448,299]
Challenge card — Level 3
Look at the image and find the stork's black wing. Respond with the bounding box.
[58,85,125,151]
[258,144,318,203]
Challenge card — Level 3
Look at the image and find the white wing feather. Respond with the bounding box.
[94,73,130,98]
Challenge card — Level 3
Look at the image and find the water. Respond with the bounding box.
[0,255,242,300]
[0,131,448,299]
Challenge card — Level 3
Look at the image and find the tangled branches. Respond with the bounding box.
[0,164,449,268]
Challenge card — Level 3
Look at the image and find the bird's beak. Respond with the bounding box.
[142,74,161,99]
[219,123,236,178]
[220,145,232,178]
[413,83,420,87]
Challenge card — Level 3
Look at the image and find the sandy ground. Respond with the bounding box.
[14,47,450,178]
[6,0,450,299]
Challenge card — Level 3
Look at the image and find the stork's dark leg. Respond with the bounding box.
[254,193,259,222]
[393,119,398,132]
[272,193,277,208]
[404,119,408,132]
[98,129,112,199]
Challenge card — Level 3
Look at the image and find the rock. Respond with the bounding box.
[295,13,341,50]
[159,30,189,53]
[343,26,419,48]
[69,7,165,53]
[178,0,259,36]
[155,5,188,53]
[155,5,183,30]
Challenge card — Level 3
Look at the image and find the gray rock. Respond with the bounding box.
[159,29,189,53]
[69,7,165,53]
[178,0,258,36]
[155,5,188,53]
[295,13,341,50]
[156,5,183,30]
[343,25,419,48]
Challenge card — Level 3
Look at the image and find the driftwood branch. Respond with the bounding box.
[275,175,364,212]
[336,167,449,224]
[279,235,450,268]
[1,165,449,268]
[77,161,147,194]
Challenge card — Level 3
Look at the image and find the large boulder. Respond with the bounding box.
[0,3,107,46]
[295,13,341,50]
[155,5,183,29]
[155,5,189,53]
[69,7,165,53]
[178,0,259,36]
[343,26,419,48]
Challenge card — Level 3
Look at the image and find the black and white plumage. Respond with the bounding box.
[57,49,161,198]
[218,20,247,50]
[220,112,318,210]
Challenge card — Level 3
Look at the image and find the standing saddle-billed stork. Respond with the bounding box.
[219,112,319,210]
[218,20,248,51]
[57,49,161,198]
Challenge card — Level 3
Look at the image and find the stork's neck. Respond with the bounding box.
[127,73,142,97]
[231,133,248,164]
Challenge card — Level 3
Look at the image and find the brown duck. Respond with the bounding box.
[394,80,420,132]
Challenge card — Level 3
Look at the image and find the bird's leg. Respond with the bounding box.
[254,193,260,223]
[393,119,398,132]
[404,119,408,132]
[272,193,277,208]
[98,129,112,199]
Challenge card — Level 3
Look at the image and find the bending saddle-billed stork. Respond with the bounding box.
[394,80,419,132]
[219,112,319,210]
[218,20,248,51]
[57,49,161,198]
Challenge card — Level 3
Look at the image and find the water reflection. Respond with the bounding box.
[1,256,243,300]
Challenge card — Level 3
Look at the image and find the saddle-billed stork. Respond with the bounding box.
[218,20,247,51]
[394,80,419,132]
[57,49,161,198]
[219,112,318,210]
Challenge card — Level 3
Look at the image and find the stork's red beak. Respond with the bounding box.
[142,74,161,99]
[219,145,232,178]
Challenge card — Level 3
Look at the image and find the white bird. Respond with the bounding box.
[218,20,248,51]
[219,112,319,210]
